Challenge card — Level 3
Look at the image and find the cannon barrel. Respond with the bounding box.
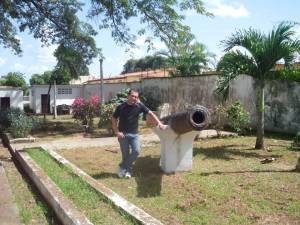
[162,105,210,134]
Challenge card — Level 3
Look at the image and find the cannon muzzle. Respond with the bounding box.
[162,105,210,134]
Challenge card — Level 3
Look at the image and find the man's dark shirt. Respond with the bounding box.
[113,102,150,134]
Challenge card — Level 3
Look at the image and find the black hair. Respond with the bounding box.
[128,89,139,95]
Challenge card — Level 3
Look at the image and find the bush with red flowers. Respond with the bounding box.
[72,95,100,132]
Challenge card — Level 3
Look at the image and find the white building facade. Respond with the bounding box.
[0,86,23,110]
[30,85,82,114]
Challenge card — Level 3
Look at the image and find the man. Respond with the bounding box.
[112,89,166,178]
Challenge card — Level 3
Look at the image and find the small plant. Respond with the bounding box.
[226,101,250,134]
[211,104,227,137]
[140,93,161,111]
[108,88,130,104]
[0,107,36,138]
[9,113,34,138]
[71,95,100,133]
[98,103,117,135]
[291,132,300,150]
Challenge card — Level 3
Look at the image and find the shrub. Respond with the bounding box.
[140,94,161,111]
[9,113,34,138]
[98,103,116,135]
[71,95,100,132]
[23,105,34,114]
[0,107,36,138]
[108,88,130,104]
[210,104,228,136]
[292,132,300,149]
[272,68,300,82]
[0,108,23,131]
[226,101,250,134]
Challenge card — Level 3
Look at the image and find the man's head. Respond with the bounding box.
[127,89,139,105]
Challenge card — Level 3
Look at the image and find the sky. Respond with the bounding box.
[0,0,299,84]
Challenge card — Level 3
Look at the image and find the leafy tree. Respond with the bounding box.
[30,74,48,85]
[1,0,211,77]
[30,70,71,85]
[0,72,26,87]
[157,35,214,76]
[170,42,214,76]
[30,71,52,85]
[0,72,28,94]
[216,21,300,149]
[121,55,169,74]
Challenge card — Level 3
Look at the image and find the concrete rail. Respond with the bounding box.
[3,134,164,225]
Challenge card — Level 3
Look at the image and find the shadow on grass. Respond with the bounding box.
[193,145,282,161]
[199,168,298,176]
[92,172,119,179]
[134,156,163,198]
[8,150,60,224]
[31,121,83,138]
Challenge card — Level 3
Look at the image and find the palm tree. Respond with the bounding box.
[216,21,300,149]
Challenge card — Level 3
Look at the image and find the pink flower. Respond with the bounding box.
[90,95,99,106]
[73,97,85,106]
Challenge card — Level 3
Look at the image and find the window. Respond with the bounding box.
[58,88,72,95]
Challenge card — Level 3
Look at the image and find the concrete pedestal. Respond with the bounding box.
[153,126,198,173]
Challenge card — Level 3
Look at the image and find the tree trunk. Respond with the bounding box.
[255,79,265,149]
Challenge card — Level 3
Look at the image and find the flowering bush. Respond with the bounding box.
[98,103,116,135]
[72,95,100,132]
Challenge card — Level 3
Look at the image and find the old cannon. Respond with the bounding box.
[153,105,210,173]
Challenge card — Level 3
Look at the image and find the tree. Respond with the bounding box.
[0,71,28,94]
[30,71,52,85]
[121,55,169,74]
[216,21,300,149]
[157,39,214,76]
[1,0,211,77]
[30,70,71,85]
[170,42,214,76]
[0,71,26,87]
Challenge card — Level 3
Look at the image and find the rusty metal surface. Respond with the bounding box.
[162,105,210,134]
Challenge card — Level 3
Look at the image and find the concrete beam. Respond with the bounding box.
[14,148,93,225]
[42,145,164,225]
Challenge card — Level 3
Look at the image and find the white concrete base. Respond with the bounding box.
[153,126,198,173]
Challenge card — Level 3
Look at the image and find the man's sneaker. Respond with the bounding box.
[124,171,132,178]
[118,167,126,178]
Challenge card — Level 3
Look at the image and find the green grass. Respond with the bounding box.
[30,115,150,140]
[58,136,300,225]
[26,148,137,225]
[2,155,55,224]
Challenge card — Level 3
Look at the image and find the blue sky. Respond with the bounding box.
[0,0,299,83]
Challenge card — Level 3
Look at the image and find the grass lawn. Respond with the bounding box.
[31,115,111,140]
[57,135,300,225]
[26,148,136,225]
[0,145,56,225]
[30,114,151,140]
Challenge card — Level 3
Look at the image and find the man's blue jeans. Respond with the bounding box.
[118,133,140,173]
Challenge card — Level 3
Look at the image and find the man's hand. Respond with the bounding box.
[158,122,168,130]
[116,131,125,139]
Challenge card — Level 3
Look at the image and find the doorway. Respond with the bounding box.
[41,94,50,114]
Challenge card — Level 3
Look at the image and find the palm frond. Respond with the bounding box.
[216,51,257,100]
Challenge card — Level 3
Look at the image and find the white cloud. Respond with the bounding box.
[14,63,25,70]
[37,44,57,65]
[16,35,23,45]
[206,0,250,18]
[13,63,52,76]
[295,26,300,38]
[0,57,6,67]
[126,35,167,58]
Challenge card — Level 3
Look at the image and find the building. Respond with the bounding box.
[85,68,173,84]
[0,86,23,110]
[29,84,82,114]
